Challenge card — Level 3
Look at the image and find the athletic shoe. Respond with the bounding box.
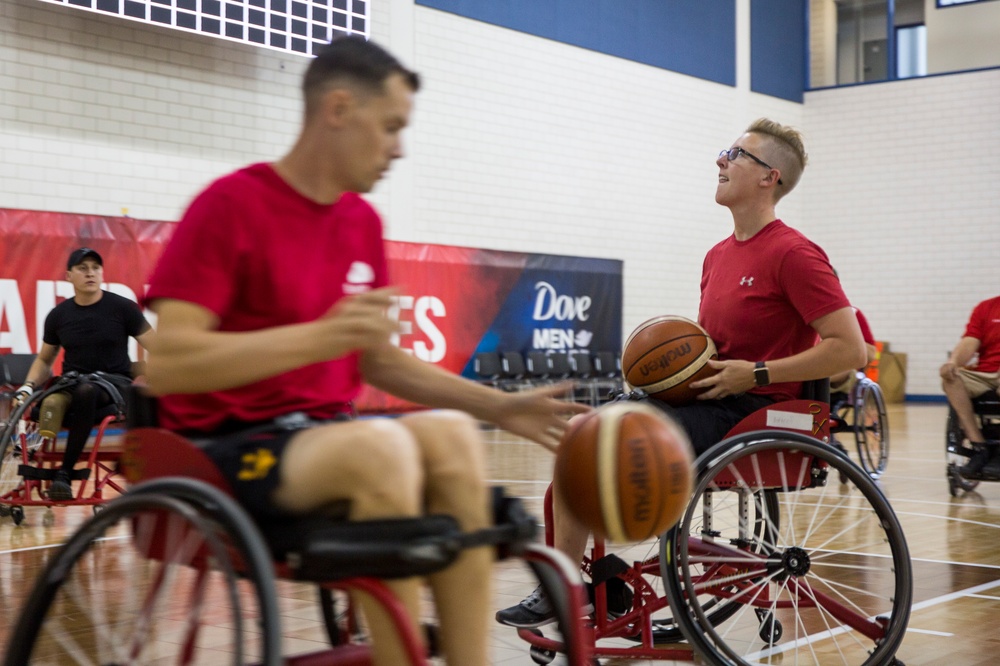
[48,470,73,501]
[980,448,1000,479]
[495,585,594,628]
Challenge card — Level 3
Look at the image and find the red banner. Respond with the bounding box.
[1,209,622,414]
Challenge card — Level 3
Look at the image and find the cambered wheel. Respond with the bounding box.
[5,478,283,665]
[945,408,981,495]
[855,380,889,479]
[662,431,912,666]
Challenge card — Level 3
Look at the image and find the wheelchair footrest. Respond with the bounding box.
[267,489,539,581]
[278,515,465,581]
[17,466,91,482]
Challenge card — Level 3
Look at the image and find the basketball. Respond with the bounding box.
[554,402,694,543]
[622,315,718,406]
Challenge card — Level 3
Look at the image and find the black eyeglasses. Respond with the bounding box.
[719,147,783,185]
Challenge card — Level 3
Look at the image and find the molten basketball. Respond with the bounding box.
[554,402,694,543]
[622,315,718,406]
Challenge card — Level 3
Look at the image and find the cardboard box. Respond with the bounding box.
[878,351,907,403]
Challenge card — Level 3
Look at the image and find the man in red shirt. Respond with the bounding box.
[941,295,1000,477]
[498,118,866,628]
[144,36,586,666]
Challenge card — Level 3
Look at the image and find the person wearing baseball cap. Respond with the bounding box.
[12,247,154,501]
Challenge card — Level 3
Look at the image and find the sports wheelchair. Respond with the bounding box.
[0,372,128,525]
[946,391,1000,497]
[829,371,890,480]
[517,380,912,666]
[5,394,594,665]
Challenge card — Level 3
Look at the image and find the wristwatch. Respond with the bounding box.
[753,361,770,387]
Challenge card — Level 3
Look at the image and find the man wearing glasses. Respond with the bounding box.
[497,117,866,629]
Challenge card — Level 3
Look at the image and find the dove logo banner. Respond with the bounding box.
[0,209,622,413]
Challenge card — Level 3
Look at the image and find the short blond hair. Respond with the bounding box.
[746,118,808,200]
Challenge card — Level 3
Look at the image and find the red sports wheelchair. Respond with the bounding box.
[516,380,912,666]
[4,392,594,665]
[0,372,128,525]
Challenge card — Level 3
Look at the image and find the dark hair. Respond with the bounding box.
[303,35,420,114]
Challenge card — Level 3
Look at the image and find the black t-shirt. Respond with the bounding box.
[43,291,150,377]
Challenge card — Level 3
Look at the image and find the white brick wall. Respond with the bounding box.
[3,0,995,397]
[802,68,1000,395]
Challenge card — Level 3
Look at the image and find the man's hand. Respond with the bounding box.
[318,287,401,359]
[689,359,755,400]
[489,382,591,452]
[940,361,959,381]
[12,384,34,407]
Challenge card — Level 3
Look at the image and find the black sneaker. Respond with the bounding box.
[495,585,594,628]
[959,444,996,478]
[48,470,74,501]
[981,449,1000,479]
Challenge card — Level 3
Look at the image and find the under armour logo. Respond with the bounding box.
[238,448,278,481]
[740,276,755,286]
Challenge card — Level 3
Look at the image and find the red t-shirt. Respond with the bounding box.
[855,308,876,346]
[963,295,1000,373]
[145,163,389,431]
[699,220,850,402]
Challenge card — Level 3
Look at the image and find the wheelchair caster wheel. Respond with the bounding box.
[11,505,25,526]
[529,644,556,665]
[526,628,556,665]
[0,504,10,518]
[755,608,782,644]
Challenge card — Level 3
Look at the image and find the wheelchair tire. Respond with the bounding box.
[854,379,889,479]
[945,408,980,495]
[0,394,46,501]
[662,431,912,666]
[6,480,283,666]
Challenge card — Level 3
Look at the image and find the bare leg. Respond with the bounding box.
[274,419,425,666]
[552,473,591,565]
[942,374,986,443]
[401,411,491,666]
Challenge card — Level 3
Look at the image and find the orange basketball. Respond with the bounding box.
[554,402,694,543]
[622,315,718,406]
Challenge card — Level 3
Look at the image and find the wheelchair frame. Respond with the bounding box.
[0,374,127,524]
[945,391,1000,496]
[829,371,890,480]
[517,391,912,666]
[6,423,595,665]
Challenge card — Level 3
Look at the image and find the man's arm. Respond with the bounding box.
[361,345,589,451]
[12,343,60,404]
[692,306,866,399]
[940,336,981,380]
[144,290,399,395]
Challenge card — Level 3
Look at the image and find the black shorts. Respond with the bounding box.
[644,393,776,455]
[192,413,351,522]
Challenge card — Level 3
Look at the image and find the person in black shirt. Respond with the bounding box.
[12,248,154,500]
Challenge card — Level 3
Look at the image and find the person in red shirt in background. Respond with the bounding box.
[497,118,866,629]
[941,295,1000,478]
[829,306,879,404]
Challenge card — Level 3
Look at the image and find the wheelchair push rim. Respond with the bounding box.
[662,431,912,666]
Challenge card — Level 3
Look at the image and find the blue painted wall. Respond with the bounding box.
[750,0,806,102]
[415,0,737,87]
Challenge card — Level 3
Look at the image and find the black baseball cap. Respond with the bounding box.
[67,247,103,270]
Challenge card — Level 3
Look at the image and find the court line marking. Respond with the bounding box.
[0,534,125,556]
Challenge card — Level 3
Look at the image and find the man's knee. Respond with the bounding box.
[402,410,485,470]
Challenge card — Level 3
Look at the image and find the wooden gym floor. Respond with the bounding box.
[1,402,998,664]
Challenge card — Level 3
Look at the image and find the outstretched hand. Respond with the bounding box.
[489,382,591,452]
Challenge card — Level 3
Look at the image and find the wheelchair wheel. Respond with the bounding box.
[945,408,980,496]
[662,431,911,666]
[0,396,46,502]
[854,379,889,479]
[5,478,283,666]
